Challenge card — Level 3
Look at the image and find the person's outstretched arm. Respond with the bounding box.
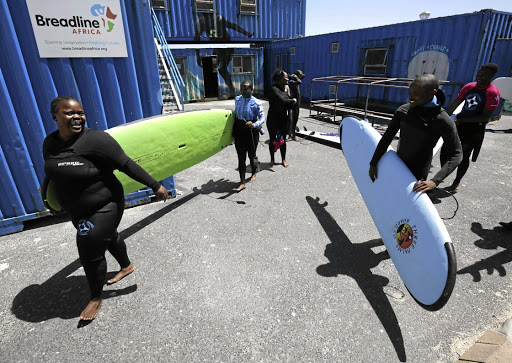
[93,132,168,201]
[369,111,401,182]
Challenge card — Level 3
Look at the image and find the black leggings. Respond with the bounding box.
[440,130,483,184]
[235,129,259,182]
[72,200,129,301]
[289,104,299,137]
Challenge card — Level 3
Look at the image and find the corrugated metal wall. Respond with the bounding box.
[154,0,306,41]
[0,0,166,235]
[171,47,264,101]
[264,9,512,106]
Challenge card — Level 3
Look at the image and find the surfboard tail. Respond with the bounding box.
[409,242,457,311]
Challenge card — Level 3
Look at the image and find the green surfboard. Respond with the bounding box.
[45,109,234,211]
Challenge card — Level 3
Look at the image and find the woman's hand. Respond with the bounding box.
[154,185,168,202]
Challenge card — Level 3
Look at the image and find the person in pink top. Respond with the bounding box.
[440,63,501,191]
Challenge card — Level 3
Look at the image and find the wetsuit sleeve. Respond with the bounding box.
[455,83,472,101]
[431,113,462,185]
[484,86,501,111]
[92,132,161,192]
[120,160,161,192]
[289,77,302,87]
[270,85,295,109]
[369,110,401,167]
[252,99,266,128]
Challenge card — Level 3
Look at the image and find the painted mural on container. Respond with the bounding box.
[194,11,253,98]
[407,45,450,81]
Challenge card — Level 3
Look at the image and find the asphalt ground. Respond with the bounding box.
[1,100,511,362]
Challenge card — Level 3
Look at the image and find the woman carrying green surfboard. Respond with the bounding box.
[41,96,168,322]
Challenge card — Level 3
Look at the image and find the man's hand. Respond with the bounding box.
[369,165,378,182]
[413,179,437,193]
[245,121,255,129]
[154,185,169,201]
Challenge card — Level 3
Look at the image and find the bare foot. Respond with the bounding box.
[107,264,135,285]
[250,174,257,182]
[236,183,246,191]
[447,182,460,192]
[282,160,289,168]
[291,136,298,141]
[80,299,102,320]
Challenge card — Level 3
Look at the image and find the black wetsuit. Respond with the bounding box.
[288,77,302,136]
[266,84,296,160]
[370,89,462,185]
[43,128,161,300]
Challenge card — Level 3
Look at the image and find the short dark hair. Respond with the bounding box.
[412,74,439,91]
[272,68,286,82]
[50,96,80,116]
[241,80,253,89]
[480,63,499,75]
[295,70,305,78]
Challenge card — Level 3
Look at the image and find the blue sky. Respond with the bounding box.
[306,1,512,36]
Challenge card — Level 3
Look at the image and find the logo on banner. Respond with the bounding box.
[90,4,118,33]
[33,3,118,35]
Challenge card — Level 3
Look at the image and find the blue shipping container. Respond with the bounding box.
[264,9,512,108]
[153,0,306,42]
[0,0,172,235]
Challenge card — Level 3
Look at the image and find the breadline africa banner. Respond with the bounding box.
[26,0,128,58]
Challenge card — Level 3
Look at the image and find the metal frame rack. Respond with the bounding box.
[309,76,463,126]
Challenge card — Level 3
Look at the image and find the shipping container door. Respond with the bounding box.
[202,56,219,98]
[491,39,512,77]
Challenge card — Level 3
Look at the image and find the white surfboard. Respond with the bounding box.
[492,77,512,100]
[296,129,340,149]
[340,116,456,310]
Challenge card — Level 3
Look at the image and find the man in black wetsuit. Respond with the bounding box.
[369,74,462,193]
[288,69,305,141]
[194,11,253,98]
[42,96,168,321]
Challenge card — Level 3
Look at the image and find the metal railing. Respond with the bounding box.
[151,8,185,111]
[310,76,463,126]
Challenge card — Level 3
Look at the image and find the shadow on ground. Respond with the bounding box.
[11,258,137,322]
[457,222,512,282]
[306,196,406,362]
[11,183,209,323]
